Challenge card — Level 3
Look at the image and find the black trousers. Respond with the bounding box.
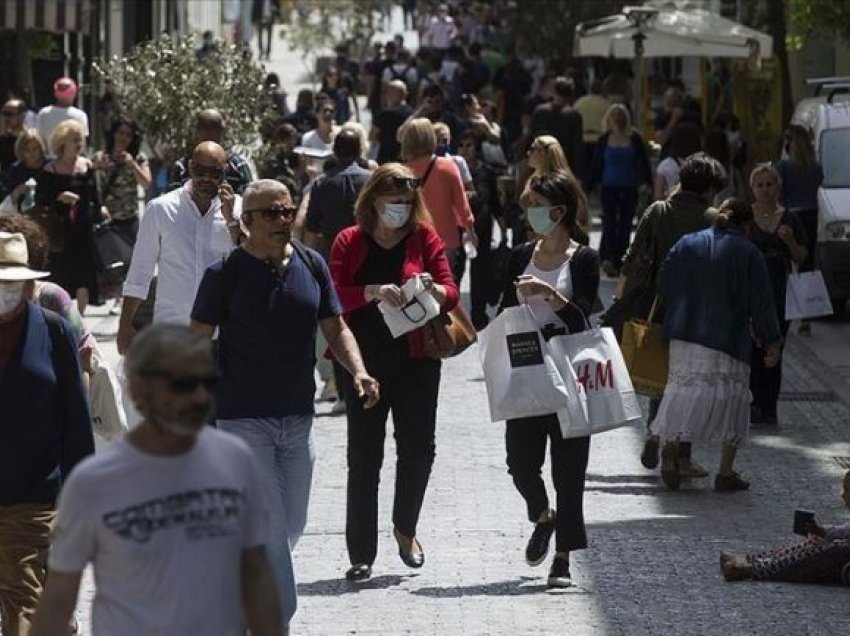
[469,212,494,326]
[505,414,590,552]
[341,356,441,566]
[750,321,790,418]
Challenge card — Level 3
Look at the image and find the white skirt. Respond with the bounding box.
[650,340,752,448]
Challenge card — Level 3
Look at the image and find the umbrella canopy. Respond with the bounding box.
[574,2,773,60]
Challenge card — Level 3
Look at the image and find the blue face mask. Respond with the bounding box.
[435,144,450,156]
[526,206,561,236]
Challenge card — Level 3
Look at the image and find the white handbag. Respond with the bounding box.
[377,275,441,338]
[549,327,643,439]
[478,305,577,422]
[89,349,129,442]
[785,271,833,320]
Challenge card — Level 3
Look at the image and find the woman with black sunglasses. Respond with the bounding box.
[329,163,458,582]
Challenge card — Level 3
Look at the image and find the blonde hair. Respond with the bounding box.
[354,163,433,235]
[749,162,781,188]
[49,119,85,157]
[400,118,436,161]
[603,103,631,133]
[341,121,369,159]
[14,128,46,162]
[432,122,450,141]
[531,135,571,176]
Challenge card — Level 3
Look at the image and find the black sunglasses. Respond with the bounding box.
[245,205,299,221]
[142,371,218,394]
[389,176,420,190]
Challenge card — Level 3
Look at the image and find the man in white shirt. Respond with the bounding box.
[422,4,457,54]
[116,141,242,354]
[35,78,89,147]
[31,325,284,636]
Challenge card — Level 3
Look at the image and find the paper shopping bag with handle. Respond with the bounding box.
[620,296,668,399]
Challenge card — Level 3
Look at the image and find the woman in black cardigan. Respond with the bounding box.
[498,169,600,589]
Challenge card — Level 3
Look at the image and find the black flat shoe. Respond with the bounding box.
[345,564,372,581]
[394,528,425,568]
[525,513,556,566]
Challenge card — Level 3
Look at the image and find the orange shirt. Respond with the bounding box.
[407,155,474,249]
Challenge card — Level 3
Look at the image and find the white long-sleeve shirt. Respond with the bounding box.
[123,184,241,325]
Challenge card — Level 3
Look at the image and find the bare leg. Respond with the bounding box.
[718,444,737,476]
[75,287,89,315]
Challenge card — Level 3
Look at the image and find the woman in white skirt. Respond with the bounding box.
[651,199,783,492]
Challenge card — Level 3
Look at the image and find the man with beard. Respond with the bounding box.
[190,179,379,627]
[117,142,242,354]
[32,325,282,635]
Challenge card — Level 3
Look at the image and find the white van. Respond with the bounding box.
[792,82,850,311]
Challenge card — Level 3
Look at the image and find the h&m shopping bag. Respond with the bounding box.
[479,305,574,422]
[785,271,834,320]
[549,327,643,439]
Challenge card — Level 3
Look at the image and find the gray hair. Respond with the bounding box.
[242,179,290,209]
[125,324,212,377]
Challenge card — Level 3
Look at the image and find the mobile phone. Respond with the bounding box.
[793,509,815,535]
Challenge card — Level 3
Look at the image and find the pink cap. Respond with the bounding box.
[53,77,77,101]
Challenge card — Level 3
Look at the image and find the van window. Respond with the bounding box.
[821,128,850,187]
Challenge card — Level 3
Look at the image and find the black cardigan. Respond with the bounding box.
[498,241,600,334]
[584,130,652,193]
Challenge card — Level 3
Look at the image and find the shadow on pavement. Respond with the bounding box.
[297,574,411,596]
[409,579,591,597]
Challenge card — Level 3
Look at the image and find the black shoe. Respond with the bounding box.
[640,435,660,469]
[525,514,556,566]
[394,528,424,568]
[714,472,750,492]
[547,555,573,588]
[345,564,372,581]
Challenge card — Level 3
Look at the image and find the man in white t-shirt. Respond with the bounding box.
[422,4,457,54]
[35,78,89,147]
[31,325,286,636]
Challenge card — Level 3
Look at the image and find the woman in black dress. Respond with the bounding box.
[1,129,47,209]
[37,119,105,314]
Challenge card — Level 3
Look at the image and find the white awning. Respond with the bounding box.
[0,0,91,34]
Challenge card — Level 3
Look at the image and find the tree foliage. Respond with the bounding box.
[93,34,270,160]
[789,0,850,48]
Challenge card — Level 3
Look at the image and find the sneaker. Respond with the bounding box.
[714,472,750,492]
[547,556,573,588]
[525,513,556,566]
[640,435,660,469]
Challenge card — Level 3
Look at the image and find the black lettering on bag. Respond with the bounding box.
[506,332,544,368]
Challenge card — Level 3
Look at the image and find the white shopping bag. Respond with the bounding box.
[785,271,833,320]
[0,194,16,214]
[479,305,576,422]
[549,327,643,439]
[377,275,441,338]
[89,349,129,442]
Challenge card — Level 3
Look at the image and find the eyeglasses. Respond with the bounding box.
[141,371,218,393]
[389,176,420,190]
[245,205,299,221]
[193,164,225,180]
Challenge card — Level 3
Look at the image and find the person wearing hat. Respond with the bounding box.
[0,231,94,635]
[35,77,90,149]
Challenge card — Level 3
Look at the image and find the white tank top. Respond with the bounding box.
[519,253,574,330]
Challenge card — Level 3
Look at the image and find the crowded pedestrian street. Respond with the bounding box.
[3,1,850,635]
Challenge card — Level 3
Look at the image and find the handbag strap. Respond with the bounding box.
[420,157,437,187]
[647,295,662,323]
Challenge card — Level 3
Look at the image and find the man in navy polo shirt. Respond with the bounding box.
[190,179,379,627]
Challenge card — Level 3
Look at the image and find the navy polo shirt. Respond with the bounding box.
[191,246,342,418]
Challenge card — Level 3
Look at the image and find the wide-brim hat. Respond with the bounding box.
[0,232,49,281]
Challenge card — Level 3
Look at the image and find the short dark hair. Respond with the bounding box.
[715,198,753,229]
[333,129,361,160]
[107,116,143,157]
[678,152,726,194]
[422,84,444,100]
[553,76,575,100]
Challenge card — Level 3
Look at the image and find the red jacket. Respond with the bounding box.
[330,223,459,358]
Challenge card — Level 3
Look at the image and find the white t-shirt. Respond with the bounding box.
[520,253,574,330]
[656,156,681,197]
[49,428,268,635]
[36,105,89,146]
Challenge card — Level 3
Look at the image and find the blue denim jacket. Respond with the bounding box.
[659,227,782,363]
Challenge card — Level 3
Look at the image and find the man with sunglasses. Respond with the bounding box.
[0,99,25,175]
[32,325,283,636]
[117,141,242,354]
[191,179,379,629]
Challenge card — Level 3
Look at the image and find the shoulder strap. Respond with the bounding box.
[420,157,437,187]
[290,238,322,284]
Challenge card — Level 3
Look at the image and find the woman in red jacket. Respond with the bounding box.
[329,163,459,582]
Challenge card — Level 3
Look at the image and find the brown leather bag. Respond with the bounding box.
[421,304,477,359]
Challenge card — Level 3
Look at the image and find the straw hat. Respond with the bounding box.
[0,232,49,281]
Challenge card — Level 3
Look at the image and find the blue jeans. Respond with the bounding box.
[218,415,315,627]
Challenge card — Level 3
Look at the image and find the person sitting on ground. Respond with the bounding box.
[721,470,850,584]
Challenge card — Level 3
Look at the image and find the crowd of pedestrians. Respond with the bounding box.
[0,0,844,633]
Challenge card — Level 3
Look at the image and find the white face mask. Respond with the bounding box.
[0,281,25,315]
[379,203,412,229]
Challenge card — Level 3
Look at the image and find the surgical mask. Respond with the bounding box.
[380,203,412,229]
[0,281,25,315]
[526,206,561,236]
